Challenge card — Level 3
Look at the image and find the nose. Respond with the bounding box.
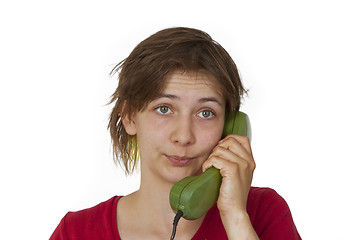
[170,115,195,146]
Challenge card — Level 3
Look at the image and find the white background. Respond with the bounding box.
[1,0,359,239]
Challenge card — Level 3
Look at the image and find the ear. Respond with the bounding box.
[122,112,137,136]
[119,103,137,136]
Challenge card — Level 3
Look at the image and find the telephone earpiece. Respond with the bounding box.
[169,111,251,220]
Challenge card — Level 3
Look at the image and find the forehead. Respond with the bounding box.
[139,70,226,112]
[161,71,222,94]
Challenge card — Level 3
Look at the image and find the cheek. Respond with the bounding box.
[136,129,161,163]
[196,117,225,154]
[198,129,223,154]
[136,118,166,149]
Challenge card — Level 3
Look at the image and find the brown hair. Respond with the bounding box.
[108,27,246,174]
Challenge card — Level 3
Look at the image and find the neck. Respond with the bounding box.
[117,169,205,239]
[135,169,176,220]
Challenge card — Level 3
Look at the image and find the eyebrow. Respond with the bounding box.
[198,97,223,106]
[156,94,223,106]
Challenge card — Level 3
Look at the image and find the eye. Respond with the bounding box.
[197,110,214,119]
[155,105,172,115]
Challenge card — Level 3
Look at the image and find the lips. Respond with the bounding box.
[166,155,195,167]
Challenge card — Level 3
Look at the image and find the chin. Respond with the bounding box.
[165,166,202,184]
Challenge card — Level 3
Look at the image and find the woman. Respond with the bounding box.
[50,27,301,239]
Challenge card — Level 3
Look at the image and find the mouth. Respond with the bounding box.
[166,155,195,167]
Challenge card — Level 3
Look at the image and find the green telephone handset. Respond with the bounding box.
[169,111,251,220]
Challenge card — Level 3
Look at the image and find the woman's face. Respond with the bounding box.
[127,71,226,184]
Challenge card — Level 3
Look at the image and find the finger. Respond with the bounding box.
[202,154,255,180]
[202,154,239,175]
[220,134,253,157]
[212,144,244,160]
[217,136,254,163]
[203,148,255,173]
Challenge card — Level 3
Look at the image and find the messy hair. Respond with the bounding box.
[108,27,246,174]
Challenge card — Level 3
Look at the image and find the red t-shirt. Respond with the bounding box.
[50,187,301,239]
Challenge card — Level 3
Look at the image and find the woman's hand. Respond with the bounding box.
[202,134,259,239]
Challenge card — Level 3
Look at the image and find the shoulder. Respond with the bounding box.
[247,187,301,239]
[65,196,120,223]
[50,196,122,240]
[247,187,291,223]
[248,187,288,210]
